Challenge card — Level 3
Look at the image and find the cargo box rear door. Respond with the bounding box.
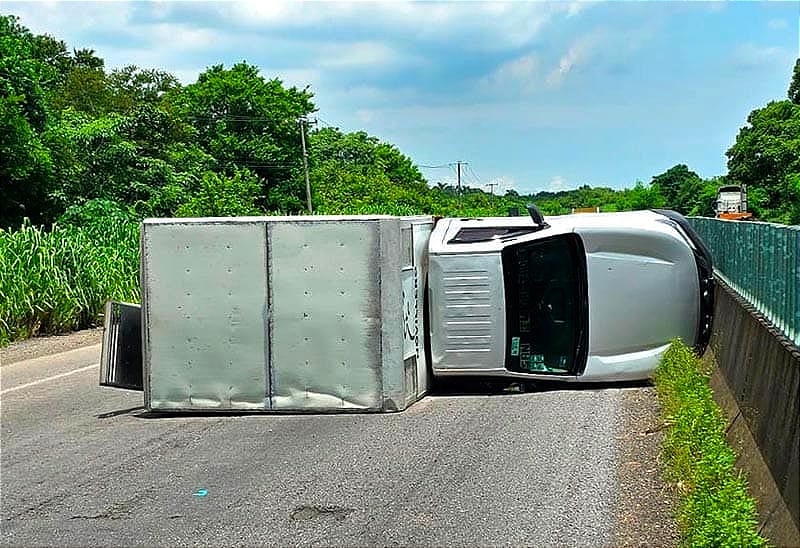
[100,301,143,390]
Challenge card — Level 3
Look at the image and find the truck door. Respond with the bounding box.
[99,301,143,390]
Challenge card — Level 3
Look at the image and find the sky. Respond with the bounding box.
[4,1,799,195]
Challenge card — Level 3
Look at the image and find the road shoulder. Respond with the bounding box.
[1,327,103,366]
[614,385,680,547]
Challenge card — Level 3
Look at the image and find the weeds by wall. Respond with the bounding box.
[654,340,766,547]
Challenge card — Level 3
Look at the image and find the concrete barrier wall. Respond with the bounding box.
[707,278,800,546]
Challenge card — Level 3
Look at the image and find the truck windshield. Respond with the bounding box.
[501,234,588,375]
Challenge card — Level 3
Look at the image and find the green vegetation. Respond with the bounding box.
[0,201,139,346]
[653,340,766,548]
[0,14,798,345]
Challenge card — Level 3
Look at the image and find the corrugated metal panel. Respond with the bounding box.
[441,267,495,355]
[427,248,506,370]
[142,221,270,410]
[268,221,383,411]
[688,217,800,345]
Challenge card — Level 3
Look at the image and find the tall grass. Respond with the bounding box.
[0,219,140,347]
[654,340,765,547]
[0,200,508,348]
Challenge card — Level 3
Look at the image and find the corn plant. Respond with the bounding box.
[0,219,140,346]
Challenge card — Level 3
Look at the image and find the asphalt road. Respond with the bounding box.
[2,344,632,547]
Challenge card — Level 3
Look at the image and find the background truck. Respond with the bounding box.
[715,184,753,220]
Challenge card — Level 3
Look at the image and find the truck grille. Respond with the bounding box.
[442,270,494,353]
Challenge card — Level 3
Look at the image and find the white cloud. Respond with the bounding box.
[546,33,602,88]
[767,18,788,30]
[213,1,586,52]
[567,2,587,18]
[318,42,408,69]
[144,23,221,52]
[732,43,791,68]
[8,1,134,37]
[481,52,541,94]
[548,175,570,191]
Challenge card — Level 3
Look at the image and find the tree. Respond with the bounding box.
[308,127,425,186]
[0,97,54,226]
[107,65,180,112]
[0,15,56,131]
[0,15,57,226]
[788,58,800,105]
[168,63,316,210]
[44,104,199,214]
[724,60,800,224]
[175,170,262,217]
[726,100,800,224]
[50,49,111,116]
[650,164,702,213]
[30,33,72,90]
[306,126,432,214]
[616,182,666,211]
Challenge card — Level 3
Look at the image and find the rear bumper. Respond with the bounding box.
[652,210,715,355]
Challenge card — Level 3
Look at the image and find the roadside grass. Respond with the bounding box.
[0,201,504,348]
[0,219,140,347]
[653,340,766,548]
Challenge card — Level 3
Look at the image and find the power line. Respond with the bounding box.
[466,165,482,186]
[189,114,319,125]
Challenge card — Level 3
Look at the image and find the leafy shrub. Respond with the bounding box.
[175,170,262,217]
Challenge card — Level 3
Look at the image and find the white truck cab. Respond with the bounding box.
[427,208,714,382]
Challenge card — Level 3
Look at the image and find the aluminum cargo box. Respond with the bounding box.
[100,215,435,413]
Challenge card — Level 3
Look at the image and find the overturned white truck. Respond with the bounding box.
[101,208,713,413]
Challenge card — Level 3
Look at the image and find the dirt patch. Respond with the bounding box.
[614,386,680,547]
[0,327,103,366]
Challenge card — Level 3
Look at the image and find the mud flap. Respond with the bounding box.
[100,301,143,390]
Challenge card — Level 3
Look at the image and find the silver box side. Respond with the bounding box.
[142,220,269,410]
[378,218,405,411]
[269,220,383,411]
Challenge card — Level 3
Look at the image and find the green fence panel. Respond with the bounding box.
[689,217,800,346]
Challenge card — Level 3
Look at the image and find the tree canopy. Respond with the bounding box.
[726,69,800,224]
[0,15,796,227]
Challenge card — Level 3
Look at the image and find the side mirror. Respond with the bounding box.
[526,203,549,228]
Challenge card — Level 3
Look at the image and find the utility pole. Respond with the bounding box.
[486,182,497,196]
[299,117,313,214]
[451,160,467,209]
